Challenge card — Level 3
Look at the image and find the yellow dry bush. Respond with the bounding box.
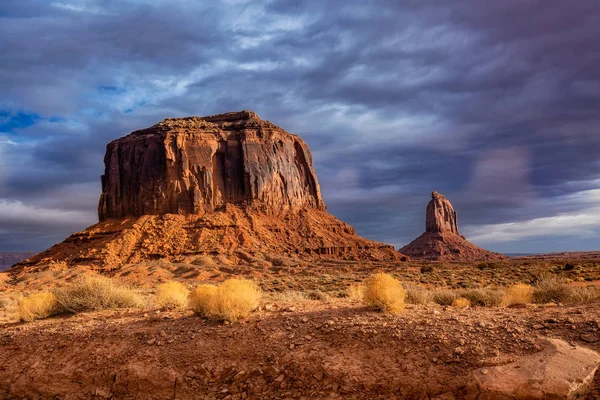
[54,275,143,312]
[189,284,218,315]
[211,279,261,322]
[347,283,364,301]
[362,273,406,314]
[404,284,433,305]
[18,292,58,322]
[502,283,533,306]
[452,297,471,308]
[155,281,189,309]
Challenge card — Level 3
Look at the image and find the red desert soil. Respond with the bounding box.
[2,299,600,399]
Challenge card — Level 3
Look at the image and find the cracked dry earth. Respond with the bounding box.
[1,299,600,399]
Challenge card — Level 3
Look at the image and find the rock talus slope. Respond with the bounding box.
[14,111,406,271]
[400,192,505,262]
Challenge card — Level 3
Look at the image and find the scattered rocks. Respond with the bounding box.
[581,333,600,343]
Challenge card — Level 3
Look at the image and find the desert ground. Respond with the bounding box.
[2,254,600,399]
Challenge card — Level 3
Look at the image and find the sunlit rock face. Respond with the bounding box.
[98,110,325,220]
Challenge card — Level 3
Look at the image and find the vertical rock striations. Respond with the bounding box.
[98,111,325,220]
[400,192,505,262]
[426,192,458,234]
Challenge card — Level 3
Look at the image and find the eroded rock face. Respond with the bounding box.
[426,192,458,234]
[98,111,325,220]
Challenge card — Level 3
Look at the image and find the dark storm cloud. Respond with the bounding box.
[0,0,599,252]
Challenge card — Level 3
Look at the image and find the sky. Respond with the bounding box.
[1,0,600,254]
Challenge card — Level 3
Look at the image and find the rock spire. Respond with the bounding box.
[400,192,505,262]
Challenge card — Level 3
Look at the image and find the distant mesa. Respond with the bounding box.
[15,111,407,272]
[400,192,505,262]
[0,252,36,272]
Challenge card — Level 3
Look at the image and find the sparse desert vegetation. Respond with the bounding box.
[155,281,190,309]
[3,261,600,398]
[53,275,143,313]
[190,279,261,322]
[503,283,534,306]
[451,297,470,308]
[17,292,58,322]
[189,284,218,315]
[362,273,406,314]
[4,265,600,326]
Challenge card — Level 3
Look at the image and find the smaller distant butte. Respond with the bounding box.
[400,192,505,262]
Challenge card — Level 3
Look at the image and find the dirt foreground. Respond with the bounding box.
[2,299,600,399]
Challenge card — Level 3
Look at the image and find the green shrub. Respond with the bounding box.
[563,263,576,271]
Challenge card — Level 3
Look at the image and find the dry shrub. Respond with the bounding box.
[432,290,457,306]
[190,279,261,322]
[362,273,406,314]
[404,284,432,305]
[452,297,470,308]
[347,283,364,301]
[155,281,189,309]
[54,275,143,313]
[18,292,58,322]
[567,285,600,304]
[533,277,572,304]
[502,283,533,306]
[0,293,23,323]
[189,284,217,315]
[462,288,504,307]
[306,290,330,301]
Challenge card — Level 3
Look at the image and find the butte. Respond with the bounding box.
[400,192,505,262]
[14,111,408,274]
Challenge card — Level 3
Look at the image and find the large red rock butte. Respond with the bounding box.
[14,111,407,272]
[400,192,505,262]
[98,110,325,220]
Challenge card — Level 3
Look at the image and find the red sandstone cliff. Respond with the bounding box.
[99,111,325,220]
